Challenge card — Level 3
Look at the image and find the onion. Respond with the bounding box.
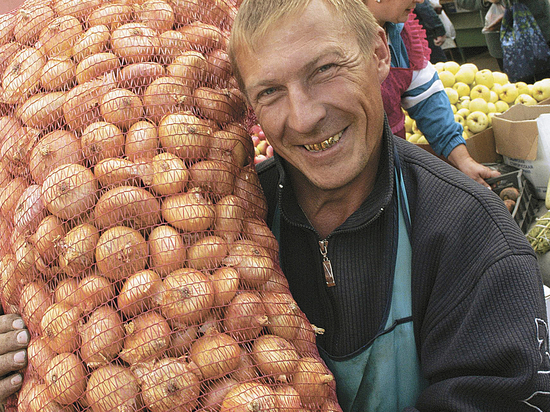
[148,225,186,276]
[223,291,268,342]
[205,48,232,88]
[142,76,193,123]
[28,214,66,266]
[42,163,98,221]
[41,301,82,353]
[112,22,160,64]
[94,157,141,188]
[94,185,161,231]
[117,62,166,95]
[12,235,41,279]
[178,22,226,53]
[233,165,268,221]
[40,57,76,91]
[132,357,201,412]
[0,254,22,306]
[260,270,291,294]
[72,24,110,63]
[1,123,40,177]
[0,42,21,78]
[81,121,125,166]
[210,266,240,307]
[52,0,102,19]
[251,334,299,382]
[74,272,115,314]
[100,88,144,131]
[166,322,198,357]
[223,239,276,288]
[45,352,87,405]
[158,111,213,163]
[75,52,121,84]
[28,335,56,380]
[0,14,16,45]
[53,277,78,306]
[159,267,214,325]
[150,152,189,195]
[95,225,148,281]
[20,279,52,335]
[161,187,215,233]
[166,50,208,88]
[79,305,124,369]
[220,381,278,412]
[57,223,99,277]
[87,3,133,30]
[27,382,69,412]
[201,377,239,412]
[0,160,10,188]
[321,399,343,411]
[14,5,55,45]
[188,330,241,380]
[187,235,228,271]
[209,128,253,173]
[38,15,82,58]
[136,0,176,33]
[118,269,163,317]
[13,184,47,235]
[231,346,259,382]
[17,376,38,412]
[193,86,239,125]
[120,310,171,364]
[17,92,66,130]
[125,120,159,161]
[86,364,141,412]
[274,385,303,412]
[0,176,28,222]
[188,159,235,199]
[2,46,46,104]
[261,291,303,341]
[292,357,335,408]
[158,30,189,64]
[243,217,279,260]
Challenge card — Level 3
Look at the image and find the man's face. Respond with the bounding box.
[236,0,389,192]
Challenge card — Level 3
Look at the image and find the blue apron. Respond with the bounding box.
[272,155,427,411]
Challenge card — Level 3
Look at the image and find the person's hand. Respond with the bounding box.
[0,314,29,403]
[433,35,446,46]
[447,144,501,188]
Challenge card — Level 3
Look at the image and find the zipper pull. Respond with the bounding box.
[319,239,335,287]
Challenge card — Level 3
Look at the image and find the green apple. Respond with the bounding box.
[438,70,455,88]
[474,69,494,89]
[444,87,459,105]
[466,111,490,133]
[443,61,461,75]
[470,84,492,102]
[499,83,519,104]
[532,78,550,102]
[514,93,537,105]
[493,71,509,86]
[453,82,470,98]
[454,114,465,126]
[469,97,489,113]
[455,67,476,85]
[515,82,531,96]
[495,100,509,113]
[456,96,470,110]
[457,108,470,118]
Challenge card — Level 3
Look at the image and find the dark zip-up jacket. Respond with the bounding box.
[256,124,550,411]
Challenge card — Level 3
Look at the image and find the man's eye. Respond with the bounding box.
[318,64,335,73]
[259,87,277,98]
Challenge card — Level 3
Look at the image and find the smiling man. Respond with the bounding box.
[229,0,550,410]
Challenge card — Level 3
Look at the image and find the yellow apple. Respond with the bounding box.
[461,63,479,74]
[412,120,420,134]
[404,115,414,133]
[466,111,490,133]
[406,132,412,140]
[456,96,470,110]
[438,70,455,88]
[489,91,498,103]
[493,71,509,86]
[417,135,428,144]
[499,83,519,104]
[451,104,457,114]
[453,82,471,98]
[491,83,503,95]
[454,114,465,126]
[455,67,476,85]
[488,112,496,126]
[408,133,422,143]
[514,93,537,105]
[474,69,495,89]
[469,97,489,114]
[457,108,470,118]
[495,100,509,113]
[470,84,492,102]
[443,61,461,75]
[487,102,497,113]
[515,82,531,96]
[434,62,445,73]
[444,87,459,105]
[532,78,550,102]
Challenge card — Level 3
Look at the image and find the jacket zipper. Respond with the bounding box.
[319,239,336,287]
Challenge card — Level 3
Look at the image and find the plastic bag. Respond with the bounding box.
[483,3,505,32]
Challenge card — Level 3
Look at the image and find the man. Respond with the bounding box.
[229,0,550,410]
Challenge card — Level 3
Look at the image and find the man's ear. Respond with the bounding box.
[373,26,391,84]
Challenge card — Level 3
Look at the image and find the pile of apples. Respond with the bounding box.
[250,124,274,164]
[406,61,550,144]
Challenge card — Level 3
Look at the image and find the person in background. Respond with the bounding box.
[364,0,499,188]
[229,0,550,410]
[413,1,448,63]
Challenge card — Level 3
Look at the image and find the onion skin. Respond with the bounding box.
[148,225,186,276]
[187,235,228,271]
[143,76,193,124]
[38,15,83,58]
[40,302,82,354]
[80,121,125,166]
[100,88,144,131]
[28,335,56,380]
[188,331,241,380]
[220,381,279,412]
[94,157,141,188]
[166,322,198,358]
[86,364,141,412]
[13,184,47,235]
[251,334,299,383]
[223,239,276,288]
[75,272,115,314]
[17,91,66,130]
[132,357,201,412]
[188,159,235,199]
[75,52,120,85]
[27,382,71,412]
[0,254,23,306]
[210,266,240,307]
[28,215,65,267]
[149,152,189,196]
[292,357,335,409]
[261,291,303,341]
[20,279,53,335]
[72,24,110,63]
[45,352,87,405]
[111,22,160,65]
[117,269,163,318]
[223,291,268,343]
[79,305,124,369]
[125,120,159,161]
[201,377,239,412]
[161,188,215,233]
[87,3,134,31]
[136,0,176,33]
[58,223,99,277]
[118,62,165,96]
[275,385,304,412]
[167,50,208,88]
[0,176,28,223]
[40,56,76,91]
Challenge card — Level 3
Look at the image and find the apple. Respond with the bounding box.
[457,108,470,118]
[488,112,496,126]
[514,93,537,106]
[470,84,491,102]
[455,67,475,85]
[266,145,274,157]
[456,96,470,110]
[515,82,531,96]
[461,63,479,74]
[257,140,269,155]
[493,71,509,85]
[495,100,510,113]
[434,62,445,73]
[532,78,550,102]
[438,70,455,88]
[453,82,470,98]
[251,135,260,147]
[254,154,267,164]
[250,124,262,135]
[444,87,459,104]
[451,104,457,114]
[408,133,423,143]
[412,120,420,134]
[417,136,428,144]
[404,115,414,133]
[474,69,494,89]
[443,61,461,75]
[498,83,519,104]
[491,83,503,95]
[254,146,261,156]
[487,102,497,113]
[454,114,465,126]
[489,91,498,103]
[466,111,490,133]
[469,97,489,113]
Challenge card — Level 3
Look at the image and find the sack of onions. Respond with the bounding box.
[0,1,344,411]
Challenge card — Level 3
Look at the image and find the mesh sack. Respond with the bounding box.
[0,0,344,411]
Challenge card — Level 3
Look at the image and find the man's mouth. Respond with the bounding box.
[304,130,343,152]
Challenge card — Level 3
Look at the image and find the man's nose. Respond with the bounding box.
[286,85,326,135]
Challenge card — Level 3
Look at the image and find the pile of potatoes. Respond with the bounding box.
[0,0,342,411]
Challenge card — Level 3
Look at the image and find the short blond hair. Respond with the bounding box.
[229,0,379,93]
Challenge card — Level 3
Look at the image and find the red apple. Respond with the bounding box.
[251,135,260,147]
[258,130,265,140]
[254,154,267,164]
[250,124,262,135]
[266,145,274,157]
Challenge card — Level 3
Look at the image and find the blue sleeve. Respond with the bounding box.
[403,67,465,158]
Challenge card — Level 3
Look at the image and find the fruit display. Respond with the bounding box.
[0,1,342,411]
[250,124,274,165]
[405,60,550,144]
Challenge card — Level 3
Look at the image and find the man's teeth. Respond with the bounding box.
[304,131,343,152]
